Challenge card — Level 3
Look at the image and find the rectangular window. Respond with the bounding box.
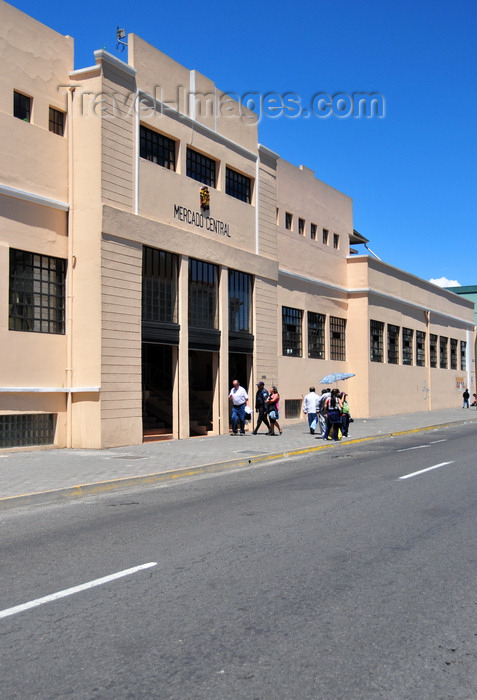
[308,311,325,359]
[370,320,384,362]
[189,259,218,329]
[323,228,329,245]
[285,212,293,230]
[0,414,55,449]
[330,316,346,361]
[285,399,301,419]
[140,125,176,170]
[460,341,467,371]
[416,330,426,367]
[282,306,302,357]
[430,334,437,368]
[298,218,305,235]
[439,336,448,369]
[9,249,66,334]
[225,167,251,203]
[49,107,65,136]
[229,270,253,333]
[450,338,458,370]
[333,233,340,250]
[186,147,216,187]
[402,327,413,365]
[14,91,31,122]
[142,247,178,324]
[387,324,400,364]
[310,223,317,240]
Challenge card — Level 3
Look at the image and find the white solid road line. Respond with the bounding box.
[399,462,454,480]
[397,445,431,452]
[0,562,157,620]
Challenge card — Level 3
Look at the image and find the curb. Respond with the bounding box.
[0,419,470,512]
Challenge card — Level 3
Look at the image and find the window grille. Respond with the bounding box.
[14,91,31,121]
[0,414,54,448]
[387,324,400,364]
[142,247,178,323]
[439,336,448,368]
[285,399,301,419]
[370,320,384,362]
[189,259,218,328]
[450,338,457,370]
[225,167,251,203]
[429,334,437,368]
[308,311,325,359]
[140,126,176,170]
[402,327,413,365]
[416,330,426,367]
[330,316,346,361]
[460,341,467,371]
[186,148,216,187]
[49,107,65,136]
[9,249,66,334]
[282,306,302,357]
[229,270,253,333]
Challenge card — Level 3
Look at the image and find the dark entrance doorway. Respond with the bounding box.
[188,350,215,436]
[142,343,173,441]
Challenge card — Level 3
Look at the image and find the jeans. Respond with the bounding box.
[341,413,350,436]
[323,410,342,441]
[231,403,246,433]
[307,413,317,432]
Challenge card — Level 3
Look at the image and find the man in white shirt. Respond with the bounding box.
[228,379,249,435]
[302,386,320,434]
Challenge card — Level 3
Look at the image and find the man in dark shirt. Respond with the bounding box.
[253,381,271,435]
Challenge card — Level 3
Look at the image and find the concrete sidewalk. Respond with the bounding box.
[1,407,476,511]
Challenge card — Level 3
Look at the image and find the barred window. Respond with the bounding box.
[225,167,251,203]
[323,228,329,245]
[142,247,178,324]
[186,147,216,187]
[229,270,253,333]
[460,341,467,371]
[402,327,413,365]
[285,212,293,230]
[310,223,317,240]
[282,306,302,357]
[285,399,301,419]
[189,259,218,329]
[140,126,176,170]
[430,334,438,368]
[298,218,305,235]
[308,311,325,359]
[416,330,426,367]
[439,336,448,369]
[370,320,384,362]
[450,338,458,370]
[14,91,31,122]
[9,249,66,334]
[330,316,346,361]
[49,107,65,136]
[387,324,400,364]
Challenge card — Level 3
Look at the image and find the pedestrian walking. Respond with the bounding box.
[462,388,470,408]
[253,381,271,434]
[302,386,320,434]
[266,386,282,435]
[322,388,343,441]
[318,388,331,437]
[228,379,248,435]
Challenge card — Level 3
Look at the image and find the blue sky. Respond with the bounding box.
[9,0,477,286]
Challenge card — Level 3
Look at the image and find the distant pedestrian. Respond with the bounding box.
[302,387,320,434]
[323,388,343,441]
[253,382,271,435]
[340,392,351,437]
[318,388,331,436]
[463,388,470,408]
[228,379,248,435]
[266,386,282,435]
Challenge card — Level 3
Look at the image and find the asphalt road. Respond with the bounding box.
[1,423,476,699]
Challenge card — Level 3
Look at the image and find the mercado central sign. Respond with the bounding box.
[173,204,231,237]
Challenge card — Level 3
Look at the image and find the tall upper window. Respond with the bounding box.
[282,307,302,357]
[308,312,325,359]
[333,233,340,250]
[140,126,176,170]
[186,148,216,187]
[430,334,438,368]
[460,341,467,371]
[450,338,458,370]
[189,259,218,329]
[142,247,178,324]
[402,327,413,365]
[310,223,317,240]
[370,320,384,362]
[9,249,66,334]
[323,228,329,245]
[387,324,400,364]
[49,107,65,136]
[330,316,346,361]
[416,330,426,367]
[285,212,293,230]
[14,91,31,122]
[298,218,305,235]
[225,168,251,203]
[439,336,448,369]
[229,270,253,333]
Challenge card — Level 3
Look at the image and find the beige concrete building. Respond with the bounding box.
[1,1,474,449]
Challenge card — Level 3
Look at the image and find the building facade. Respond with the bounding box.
[0,1,475,449]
